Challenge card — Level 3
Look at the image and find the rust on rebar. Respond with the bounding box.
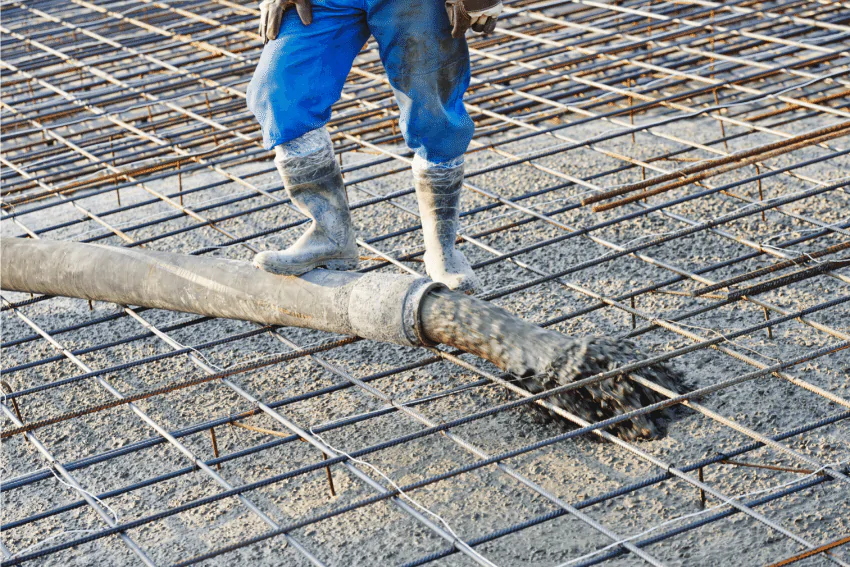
[3,0,850,563]
[693,241,850,296]
[726,260,850,300]
[209,427,221,471]
[582,121,850,208]
[766,535,850,567]
[719,459,816,475]
[591,124,850,212]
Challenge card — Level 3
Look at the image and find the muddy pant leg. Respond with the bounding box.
[247,0,370,150]
[366,0,478,291]
[248,0,367,274]
[366,0,475,164]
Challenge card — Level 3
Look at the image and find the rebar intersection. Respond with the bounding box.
[1,0,849,565]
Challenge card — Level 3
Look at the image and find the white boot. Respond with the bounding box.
[254,129,358,275]
[413,157,480,294]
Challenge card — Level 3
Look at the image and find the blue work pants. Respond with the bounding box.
[247,0,475,164]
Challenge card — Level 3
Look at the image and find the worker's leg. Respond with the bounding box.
[253,129,361,274]
[365,0,474,163]
[409,158,480,293]
[367,2,479,292]
[247,0,369,150]
[247,1,368,275]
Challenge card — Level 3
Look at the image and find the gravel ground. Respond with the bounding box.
[2,67,850,567]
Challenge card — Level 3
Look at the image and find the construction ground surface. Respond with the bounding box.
[1,0,849,565]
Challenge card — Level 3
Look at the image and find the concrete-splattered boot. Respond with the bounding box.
[413,158,480,294]
[254,129,358,275]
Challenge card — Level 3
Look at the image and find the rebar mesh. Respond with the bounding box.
[1,0,849,565]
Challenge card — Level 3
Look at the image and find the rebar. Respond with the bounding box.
[2,0,849,565]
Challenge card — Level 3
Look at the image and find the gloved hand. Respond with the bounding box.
[259,0,312,44]
[445,0,502,38]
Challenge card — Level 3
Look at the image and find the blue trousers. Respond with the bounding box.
[247,0,475,164]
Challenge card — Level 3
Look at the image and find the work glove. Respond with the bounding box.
[259,0,312,44]
[445,0,502,38]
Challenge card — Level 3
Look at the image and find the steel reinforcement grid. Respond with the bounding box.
[1,0,849,565]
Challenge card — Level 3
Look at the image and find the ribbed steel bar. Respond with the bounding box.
[6,333,847,565]
[0,297,329,567]
[1,169,503,564]
[117,305,508,567]
[321,107,850,418]
[2,0,848,564]
[3,0,844,210]
[0,399,158,566]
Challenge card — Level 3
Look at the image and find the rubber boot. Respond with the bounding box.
[413,160,480,294]
[254,145,358,275]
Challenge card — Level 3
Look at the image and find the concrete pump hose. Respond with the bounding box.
[1,238,683,440]
[0,238,438,348]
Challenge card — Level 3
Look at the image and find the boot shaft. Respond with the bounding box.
[413,161,465,244]
[412,159,480,293]
[253,128,358,276]
[276,153,340,188]
[273,127,337,184]
[273,132,352,247]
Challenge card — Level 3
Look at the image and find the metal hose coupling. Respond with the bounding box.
[343,273,444,347]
